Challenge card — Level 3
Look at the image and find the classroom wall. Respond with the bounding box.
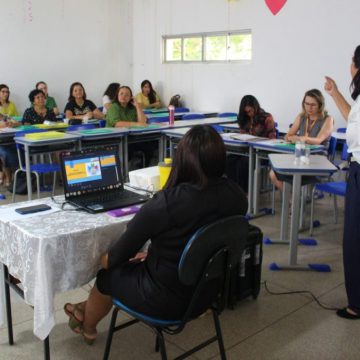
[131,0,359,130]
[0,0,133,115]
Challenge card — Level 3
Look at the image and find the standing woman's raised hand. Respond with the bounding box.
[324,76,338,95]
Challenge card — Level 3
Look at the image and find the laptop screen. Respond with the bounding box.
[60,147,123,197]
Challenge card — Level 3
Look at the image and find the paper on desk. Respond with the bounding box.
[227,133,267,141]
[0,203,61,223]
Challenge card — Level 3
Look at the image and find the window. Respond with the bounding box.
[163,30,251,63]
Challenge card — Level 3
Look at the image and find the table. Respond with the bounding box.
[0,196,134,357]
[268,154,337,271]
[14,133,81,200]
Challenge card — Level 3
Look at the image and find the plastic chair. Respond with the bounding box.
[174,107,190,113]
[218,112,237,118]
[181,113,205,120]
[309,143,348,235]
[12,131,60,202]
[66,124,96,132]
[328,136,337,162]
[337,127,346,133]
[103,215,249,360]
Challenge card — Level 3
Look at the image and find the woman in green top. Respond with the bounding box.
[35,81,59,115]
[106,86,147,127]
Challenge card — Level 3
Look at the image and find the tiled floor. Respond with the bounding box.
[1,184,360,359]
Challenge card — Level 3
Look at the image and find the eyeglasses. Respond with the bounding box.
[0,90,9,93]
[304,102,318,107]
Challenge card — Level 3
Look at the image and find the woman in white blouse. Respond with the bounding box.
[325,45,360,319]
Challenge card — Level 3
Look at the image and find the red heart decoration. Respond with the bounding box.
[265,0,287,15]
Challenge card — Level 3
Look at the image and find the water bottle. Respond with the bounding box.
[158,158,172,188]
[168,105,175,126]
[294,141,304,164]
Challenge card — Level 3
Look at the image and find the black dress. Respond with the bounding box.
[96,178,248,319]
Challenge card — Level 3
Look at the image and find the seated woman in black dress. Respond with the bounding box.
[226,95,276,192]
[63,124,248,344]
[23,89,57,125]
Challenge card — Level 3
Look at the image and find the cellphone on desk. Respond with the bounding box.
[15,204,51,215]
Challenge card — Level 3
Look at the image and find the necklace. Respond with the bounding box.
[305,117,318,136]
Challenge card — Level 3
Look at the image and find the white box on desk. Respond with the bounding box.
[129,166,160,191]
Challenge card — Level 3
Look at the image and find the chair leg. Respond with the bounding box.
[153,329,167,360]
[52,172,57,197]
[212,310,227,360]
[333,195,338,223]
[103,307,119,360]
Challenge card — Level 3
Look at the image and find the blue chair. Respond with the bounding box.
[181,113,205,120]
[147,116,169,124]
[328,136,337,162]
[12,130,60,201]
[174,107,189,113]
[337,127,346,133]
[309,143,348,235]
[67,124,96,132]
[103,215,249,360]
[218,112,237,118]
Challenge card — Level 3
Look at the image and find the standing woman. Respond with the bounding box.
[0,84,18,117]
[136,80,161,109]
[64,82,104,121]
[102,82,120,115]
[35,81,59,115]
[324,45,360,319]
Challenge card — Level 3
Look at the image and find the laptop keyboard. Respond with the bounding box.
[77,190,144,207]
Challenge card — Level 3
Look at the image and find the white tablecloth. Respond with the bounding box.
[0,196,131,340]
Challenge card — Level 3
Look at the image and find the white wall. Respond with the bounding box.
[0,0,133,114]
[132,0,359,130]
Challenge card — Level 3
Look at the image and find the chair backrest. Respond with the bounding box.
[218,112,237,118]
[147,116,169,124]
[328,136,337,161]
[181,113,205,120]
[174,107,189,113]
[178,215,248,317]
[337,127,346,133]
[341,142,349,161]
[67,124,96,131]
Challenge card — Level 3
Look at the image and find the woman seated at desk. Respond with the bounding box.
[102,82,120,115]
[106,85,155,167]
[63,125,248,344]
[269,88,334,190]
[64,82,104,122]
[136,79,161,109]
[23,89,57,125]
[35,81,59,115]
[0,84,18,118]
[226,94,276,193]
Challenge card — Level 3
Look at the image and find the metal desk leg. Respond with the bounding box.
[159,135,164,162]
[253,152,261,215]
[170,138,175,158]
[24,145,32,200]
[123,136,129,181]
[3,265,14,345]
[44,337,50,360]
[247,147,254,215]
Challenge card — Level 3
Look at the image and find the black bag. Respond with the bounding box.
[8,172,37,195]
[168,94,182,108]
[228,224,263,308]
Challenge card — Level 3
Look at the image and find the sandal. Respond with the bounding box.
[64,303,84,334]
[81,329,97,345]
[336,307,360,320]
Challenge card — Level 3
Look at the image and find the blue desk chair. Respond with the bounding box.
[103,215,249,360]
[12,130,60,202]
[147,116,169,124]
[309,143,348,235]
[337,127,346,133]
[174,107,189,113]
[218,112,237,118]
[67,124,96,131]
[181,113,205,120]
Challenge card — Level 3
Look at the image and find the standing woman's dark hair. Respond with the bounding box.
[68,82,87,102]
[237,95,261,128]
[165,125,226,189]
[351,45,360,100]
[103,82,120,101]
[0,84,10,104]
[141,80,156,104]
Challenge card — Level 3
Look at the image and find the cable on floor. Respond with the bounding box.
[262,280,340,311]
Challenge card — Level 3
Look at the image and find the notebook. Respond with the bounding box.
[60,147,149,213]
